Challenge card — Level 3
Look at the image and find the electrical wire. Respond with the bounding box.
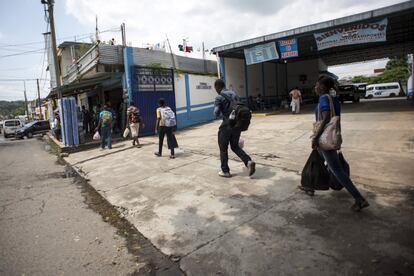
[0,26,122,48]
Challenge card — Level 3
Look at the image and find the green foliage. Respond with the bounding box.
[147,63,165,69]
[352,57,410,84]
[0,101,25,119]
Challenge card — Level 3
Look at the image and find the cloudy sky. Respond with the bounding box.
[0,0,406,101]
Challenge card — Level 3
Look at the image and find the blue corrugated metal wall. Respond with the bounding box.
[131,67,176,136]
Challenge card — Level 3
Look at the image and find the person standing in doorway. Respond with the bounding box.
[81,106,91,133]
[289,87,302,114]
[311,76,369,211]
[214,79,256,178]
[127,102,143,147]
[154,98,177,159]
[95,104,113,149]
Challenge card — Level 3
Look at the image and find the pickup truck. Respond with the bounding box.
[337,84,366,103]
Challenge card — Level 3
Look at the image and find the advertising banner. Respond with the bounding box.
[314,18,388,51]
[278,38,299,58]
[244,42,279,65]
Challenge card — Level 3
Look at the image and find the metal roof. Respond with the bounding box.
[212,1,414,65]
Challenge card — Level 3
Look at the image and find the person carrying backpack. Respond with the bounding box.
[154,98,178,159]
[95,104,113,149]
[213,79,255,178]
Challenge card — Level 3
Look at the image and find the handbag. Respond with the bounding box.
[123,127,130,138]
[315,95,342,150]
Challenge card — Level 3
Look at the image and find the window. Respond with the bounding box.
[367,87,374,91]
[5,121,15,127]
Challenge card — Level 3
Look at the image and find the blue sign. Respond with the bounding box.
[244,42,279,65]
[278,38,299,59]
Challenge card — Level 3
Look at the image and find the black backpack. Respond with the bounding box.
[221,93,252,132]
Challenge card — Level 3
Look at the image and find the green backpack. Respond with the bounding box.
[101,110,113,126]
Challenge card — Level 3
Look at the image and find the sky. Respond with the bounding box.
[0,0,407,101]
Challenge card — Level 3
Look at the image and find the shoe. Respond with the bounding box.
[136,144,142,148]
[169,155,175,159]
[351,199,370,212]
[218,171,232,178]
[154,152,161,157]
[247,161,256,176]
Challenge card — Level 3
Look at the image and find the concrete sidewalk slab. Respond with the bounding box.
[65,99,414,275]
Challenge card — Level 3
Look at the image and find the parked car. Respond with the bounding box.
[3,119,24,138]
[0,121,3,134]
[365,82,402,98]
[15,120,50,139]
[337,84,365,103]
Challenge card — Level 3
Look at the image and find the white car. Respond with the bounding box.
[3,119,24,138]
[365,82,401,98]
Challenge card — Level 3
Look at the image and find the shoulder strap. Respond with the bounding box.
[220,92,232,103]
[327,95,336,118]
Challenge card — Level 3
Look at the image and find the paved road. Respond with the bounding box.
[65,98,414,275]
[0,138,182,275]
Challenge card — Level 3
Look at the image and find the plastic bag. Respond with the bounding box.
[93,131,100,140]
[329,151,349,191]
[123,127,130,138]
[301,150,330,191]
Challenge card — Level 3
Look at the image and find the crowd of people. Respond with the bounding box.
[82,76,370,212]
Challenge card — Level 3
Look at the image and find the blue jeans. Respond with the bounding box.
[101,126,112,149]
[319,149,364,201]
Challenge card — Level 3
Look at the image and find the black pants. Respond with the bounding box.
[218,125,251,173]
[158,126,176,156]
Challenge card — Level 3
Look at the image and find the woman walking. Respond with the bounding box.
[154,98,178,159]
[311,76,369,212]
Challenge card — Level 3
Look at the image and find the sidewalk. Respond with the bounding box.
[65,99,414,275]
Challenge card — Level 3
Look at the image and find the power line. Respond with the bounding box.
[0,26,122,48]
[0,78,50,81]
[0,49,45,59]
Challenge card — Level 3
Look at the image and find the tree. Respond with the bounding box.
[352,56,409,84]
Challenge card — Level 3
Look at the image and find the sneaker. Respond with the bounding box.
[351,199,370,212]
[218,171,232,178]
[154,152,161,157]
[247,161,256,176]
[169,155,175,159]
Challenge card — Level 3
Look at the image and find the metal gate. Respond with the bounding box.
[131,66,176,136]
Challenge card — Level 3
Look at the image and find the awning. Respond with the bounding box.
[47,74,122,98]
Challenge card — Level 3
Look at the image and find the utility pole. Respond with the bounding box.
[165,34,176,69]
[121,23,126,47]
[202,41,207,73]
[43,0,61,92]
[23,81,29,118]
[37,79,43,120]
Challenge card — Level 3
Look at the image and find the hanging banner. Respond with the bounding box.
[314,18,388,51]
[278,38,299,58]
[244,42,279,65]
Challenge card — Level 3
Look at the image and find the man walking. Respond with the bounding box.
[127,102,142,147]
[95,104,113,149]
[289,87,302,114]
[214,79,255,178]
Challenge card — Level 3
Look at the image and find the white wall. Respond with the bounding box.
[174,75,187,110]
[189,75,217,106]
[224,58,245,97]
[247,63,262,97]
[221,57,326,98]
[287,59,323,91]
[264,62,277,97]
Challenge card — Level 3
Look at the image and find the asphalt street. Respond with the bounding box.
[0,137,181,275]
